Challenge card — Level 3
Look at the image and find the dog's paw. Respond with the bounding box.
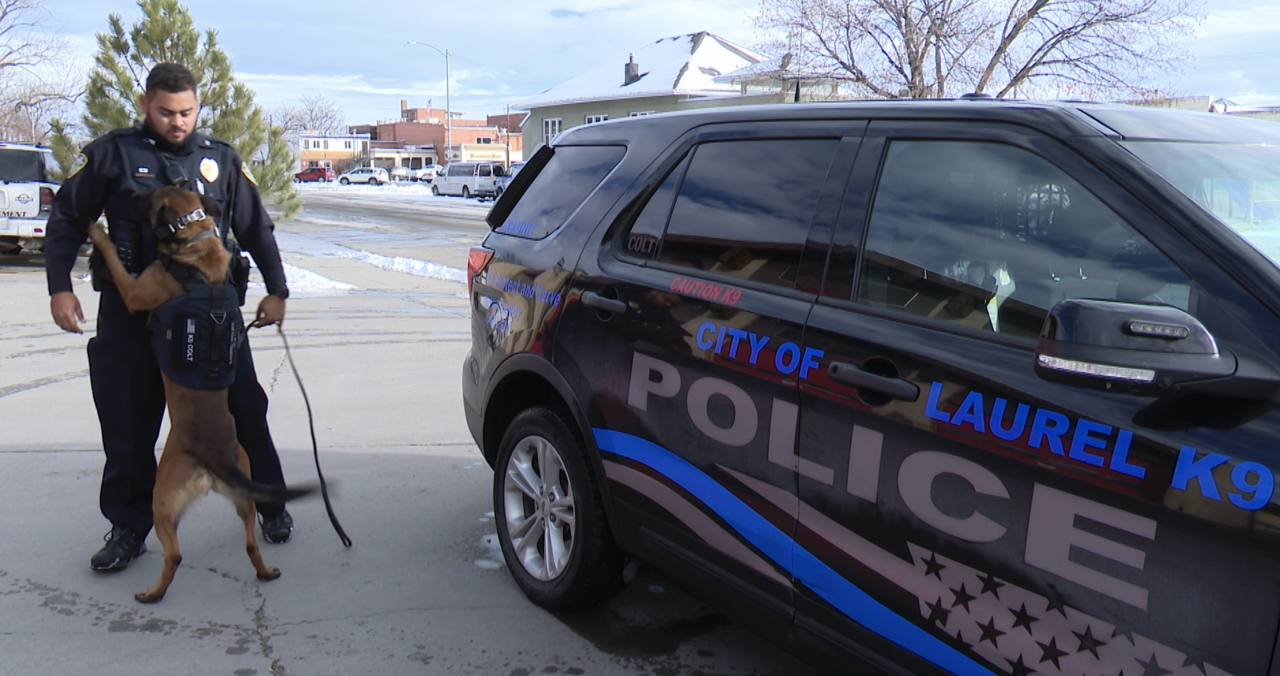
[257,567,281,581]
[134,589,165,604]
[87,222,110,247]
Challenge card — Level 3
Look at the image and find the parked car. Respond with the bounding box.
[294,166,334,182]
[494,160,525,197]
[0,143,58,254]
[432,161,505,198]
[411,165,441,183]
[336,166,388,185]
[466,100,1280,676]
[389,166,413,182]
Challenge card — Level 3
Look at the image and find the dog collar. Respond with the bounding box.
[157,207,207,240]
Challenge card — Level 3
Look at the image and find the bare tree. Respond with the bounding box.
[0,0,83,142]
[753,0,1201,99]
[271,94,346,134]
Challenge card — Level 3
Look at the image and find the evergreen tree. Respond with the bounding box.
[49,0,300,216]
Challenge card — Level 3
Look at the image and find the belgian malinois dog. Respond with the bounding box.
[89,186,312,603]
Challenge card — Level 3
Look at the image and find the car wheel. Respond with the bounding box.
[462,186,471,199]
[495,187,504,200]
[369,178,380,186]
[340,177,350,185]
[494,407,625,610]
[432,185,440,196]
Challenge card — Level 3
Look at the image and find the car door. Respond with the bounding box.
[554,122,863,640]
[791,121,1280,676]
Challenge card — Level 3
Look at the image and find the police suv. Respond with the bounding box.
[463,100,1280,676]
[0,143,58,254]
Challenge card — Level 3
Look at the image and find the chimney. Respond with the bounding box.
[401,100,408,110]
[624,54,640,85]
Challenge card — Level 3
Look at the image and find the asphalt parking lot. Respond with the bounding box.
[0,193,820,676]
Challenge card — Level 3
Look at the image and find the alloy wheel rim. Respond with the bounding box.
[502,434,576,581]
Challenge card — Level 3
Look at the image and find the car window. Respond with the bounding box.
[654,138,840,292]
[619,153,691,261]
[479,165,492,177]
[856,140,1190,338]
[495,145,625,239]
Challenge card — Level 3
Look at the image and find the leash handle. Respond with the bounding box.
[251,321,352,547]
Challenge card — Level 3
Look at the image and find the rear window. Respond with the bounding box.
[0,149,53,183]
[495,145,625,239]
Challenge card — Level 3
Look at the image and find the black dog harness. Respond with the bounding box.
[148,208,244,390]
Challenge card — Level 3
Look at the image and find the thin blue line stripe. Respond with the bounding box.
[595,428,995,676]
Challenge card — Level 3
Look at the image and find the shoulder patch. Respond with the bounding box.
[67,153,88,179]
[241,161,257,185]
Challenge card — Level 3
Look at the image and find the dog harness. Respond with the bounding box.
[148,209,244,391]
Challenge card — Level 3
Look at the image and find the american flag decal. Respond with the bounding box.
[906,544,1230,676]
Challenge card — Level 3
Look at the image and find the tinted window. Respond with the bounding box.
[857,140,1189,338]
[620,154,690,261]
[479,165,492,177]
[656,138,839,291]
[496,145,625,239]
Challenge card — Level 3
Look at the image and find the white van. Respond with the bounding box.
[0,143,59,254]
[432,161,506,199]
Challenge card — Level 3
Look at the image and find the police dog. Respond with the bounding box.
[88,186,312,604]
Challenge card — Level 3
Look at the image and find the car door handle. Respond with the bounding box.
[828,362,920,402]
[582,291,626,316]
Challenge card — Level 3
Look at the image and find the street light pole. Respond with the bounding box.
[407,40,451,165]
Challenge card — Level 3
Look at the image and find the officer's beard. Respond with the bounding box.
[142,117,194,153]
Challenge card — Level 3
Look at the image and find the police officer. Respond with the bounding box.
[45,63,296,572]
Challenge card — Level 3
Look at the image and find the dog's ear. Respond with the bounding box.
[132,190,157,224]
[199,193,221,218]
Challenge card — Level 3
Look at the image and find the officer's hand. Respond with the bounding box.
[256,294,287,329]
[51,291,85,334]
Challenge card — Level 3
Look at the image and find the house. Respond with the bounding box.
[297,131,371,171]
[519,32,782,147]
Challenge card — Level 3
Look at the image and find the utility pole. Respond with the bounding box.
[407,40,451,165]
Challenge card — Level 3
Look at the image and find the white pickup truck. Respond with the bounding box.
[0,143,59,254]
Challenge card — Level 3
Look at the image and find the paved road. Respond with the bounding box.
[0,191,823,676]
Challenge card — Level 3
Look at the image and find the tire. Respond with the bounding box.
[340,177,350,185]
[495,187,504,200]
[493,407,625,610]
[369,178,380,186]
[432,185,440,196]
[462,186,471,199]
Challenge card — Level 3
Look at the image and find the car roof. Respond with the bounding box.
[552,99,1280,146]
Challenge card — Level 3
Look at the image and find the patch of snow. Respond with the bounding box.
[332,249,466,284]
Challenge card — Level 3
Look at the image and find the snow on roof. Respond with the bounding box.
[519,32,762,109]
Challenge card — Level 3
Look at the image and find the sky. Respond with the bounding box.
[41,0,1280,128]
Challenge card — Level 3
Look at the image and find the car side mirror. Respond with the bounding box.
[1034,299,1235,396]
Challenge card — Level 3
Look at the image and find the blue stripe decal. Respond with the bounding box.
[595,428,995,676]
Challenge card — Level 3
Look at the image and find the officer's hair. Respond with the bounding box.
[145,63,197,96]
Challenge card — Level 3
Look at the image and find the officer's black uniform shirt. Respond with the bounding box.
[45,121,288,298]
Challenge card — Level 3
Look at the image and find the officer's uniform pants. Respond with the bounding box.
[88,284,287,535]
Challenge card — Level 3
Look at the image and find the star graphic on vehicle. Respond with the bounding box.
[923,553,946,579]
[1037,636,1069,669]
[1007,654,1036,676]
[977,616,1004,648]
[1009,603,1038,633]
[925,596,951,626]
[1073,626,1107,659]
[977,572,1004,599]
[950,583,976,612]
[1137,654,1173,676]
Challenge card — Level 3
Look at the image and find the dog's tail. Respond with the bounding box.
[218,465,318,504]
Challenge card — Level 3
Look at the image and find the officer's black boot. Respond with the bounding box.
[90,524,147,572]
[259,508,293,545]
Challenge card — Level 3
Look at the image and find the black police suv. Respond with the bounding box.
[463,100,1280,676]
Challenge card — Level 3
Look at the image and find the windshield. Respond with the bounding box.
[1123,141,1280,267]
[0,148,53,183]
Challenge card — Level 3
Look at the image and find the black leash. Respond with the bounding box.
[250,320,352,547]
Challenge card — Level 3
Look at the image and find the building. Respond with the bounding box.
[297,131,371,171]
[348,101,524,168]
[519,32,783,147]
